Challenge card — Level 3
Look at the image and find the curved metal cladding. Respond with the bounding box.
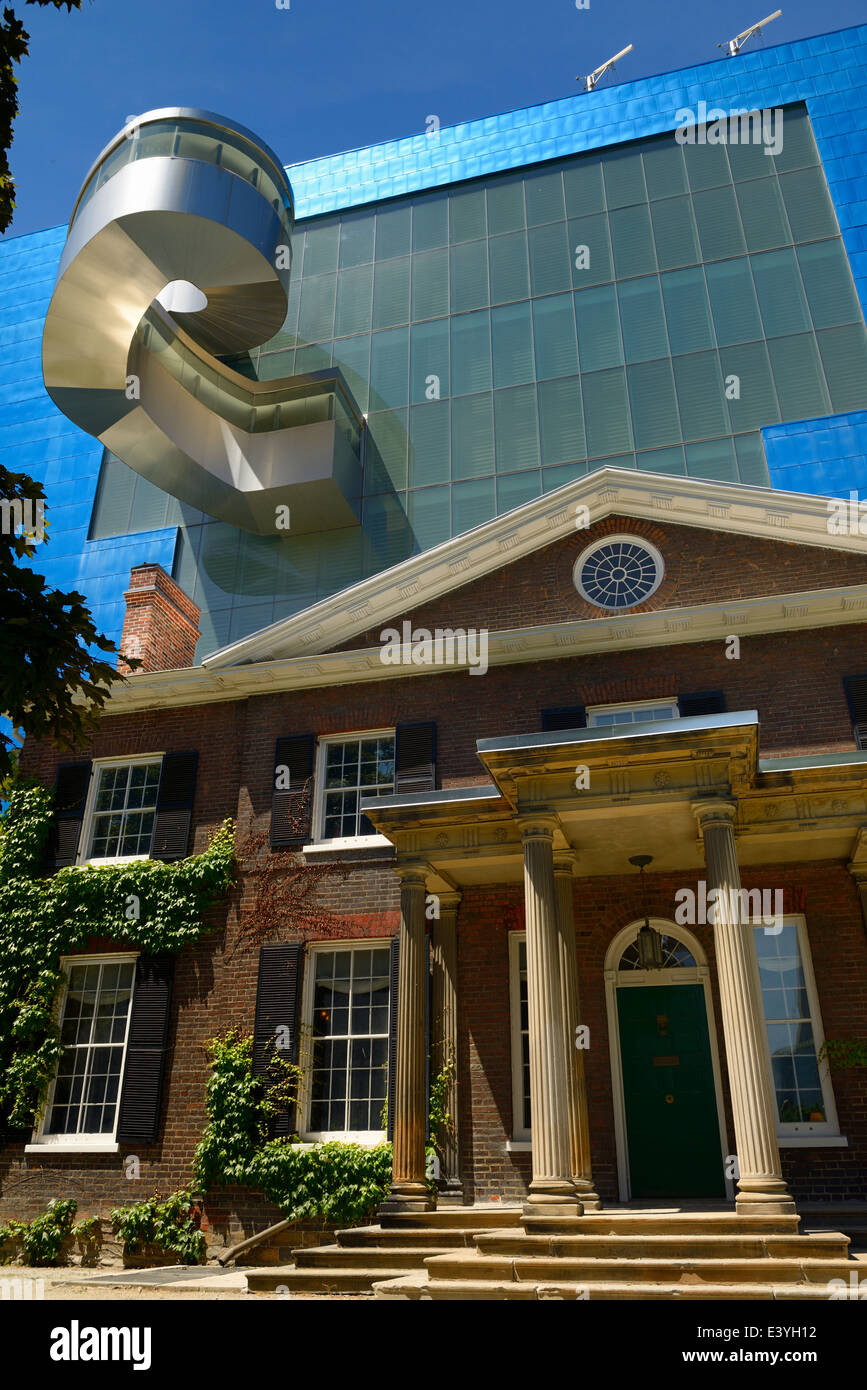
[42,109,364,535]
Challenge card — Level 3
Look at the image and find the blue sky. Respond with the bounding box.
[4,0,866,239]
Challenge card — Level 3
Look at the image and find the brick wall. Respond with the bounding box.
[117,564,200,674]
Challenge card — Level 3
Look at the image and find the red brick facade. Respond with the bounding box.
[117,563,201,674]
[3,517,867,1229]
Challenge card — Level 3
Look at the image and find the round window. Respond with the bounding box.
[574,535,664,610]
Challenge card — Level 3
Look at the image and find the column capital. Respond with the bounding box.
[692,798,738,831]
[436,890,463,915]
[517,813,560,843]
[394,861,429,887]
[553,850,578,878]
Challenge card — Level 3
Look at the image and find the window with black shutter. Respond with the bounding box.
[270,735,315,847]
[394,722,437,795]
[45,761,93,868]
[151,752,198,861]
[677,692,727,718]
[116,955,175,1146]
[843,676,867,749]
[252,943,304,1135]
[541,706,587,732]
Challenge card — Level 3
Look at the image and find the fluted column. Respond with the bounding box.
[553,854,601,1210]
[692,800,795,1215]
[381,864,434,1215]
[846,861,867,944]
[520,818,582,1215]
[431,892,461,1196]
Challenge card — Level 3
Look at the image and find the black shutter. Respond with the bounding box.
[46,761,92,868]
[252,943,304,1136]
[151,752,198,861]
[386,934,400,1142]
[394,722,436,796]
[678,691,727,718]
[270,736,315,848]
[541,706,587,732]
[116,955,174,1146]
[843,676,867,749]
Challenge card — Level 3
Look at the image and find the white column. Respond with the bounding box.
[520,818,582,1215]
[692,800,795,1215]
[431,892,461,1197]
[553,854,601,1209]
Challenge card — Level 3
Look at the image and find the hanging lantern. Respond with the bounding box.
[629,854,664,971]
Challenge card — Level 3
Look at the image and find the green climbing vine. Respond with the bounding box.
[0,1198,85,1266]
[109,1190,207,1265]
[0,781,236,1133]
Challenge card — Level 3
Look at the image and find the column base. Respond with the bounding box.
[574,1181,602,1211]
[735,1179,798,1217]
[523,1179,583,1219]
[379,1181,435,1220]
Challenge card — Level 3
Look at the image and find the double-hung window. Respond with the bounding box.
[586,700,679,728]
[83,758,162,863]
[753,917,839,1139]
[314,731,395,845]
[35,955,137,1150]
[302,943,391,1139]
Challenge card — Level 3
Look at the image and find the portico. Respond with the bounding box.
[366,709,867,1220]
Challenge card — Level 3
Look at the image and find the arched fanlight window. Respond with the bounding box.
[618,934,696,971]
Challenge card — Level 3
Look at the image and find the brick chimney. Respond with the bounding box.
[118,564,201,674]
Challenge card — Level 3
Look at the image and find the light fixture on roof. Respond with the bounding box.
[629,855,665,971]
[718,10,782,58]
[578,45,634,92]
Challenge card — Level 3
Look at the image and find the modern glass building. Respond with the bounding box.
[3,24,867,657]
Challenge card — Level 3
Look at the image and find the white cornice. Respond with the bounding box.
[102,581,867,715]
[203,467,867,671]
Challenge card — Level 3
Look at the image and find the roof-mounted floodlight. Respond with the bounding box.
[578,44,633,92]
[718,10,782,57]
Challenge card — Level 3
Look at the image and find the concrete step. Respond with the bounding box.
[374,1275,848,1301]
[379,1208,520,1230]
[522,1212,803,1236]
[247,1265,410,1294]
[294,1244,449,1271]
[474,1230,851,1261]
[423,1247,856,1287]
[337,1225,499,1248]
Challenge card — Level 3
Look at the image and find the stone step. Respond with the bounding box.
[337,1225,498,1248]
[474,1231,851,1261]
[294,1244,449,1270]
[522,1212,803,1237]
[373,1275,847,1301]
[423,1248,856,1287]
[378,1208,520,1230]
[246,1265,410,1294]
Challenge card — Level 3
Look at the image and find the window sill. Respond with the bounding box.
[778,1135,848,1148]
[299,1133,387,1147]
[77,855,151,869]
[303,836,392,854]
[25,1141,120,1155]
[505,1139,531,1152]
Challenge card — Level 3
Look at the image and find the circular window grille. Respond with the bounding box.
[574,535,664,610]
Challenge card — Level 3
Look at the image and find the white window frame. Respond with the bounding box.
[586,699,680,727]
[307,730,394,850]
[26,952,139,1154]
[574,534,665,611]
[298,939,391,1144]
[78,754,164,866]
[508,932,531,1142]
[752,914,841,1141]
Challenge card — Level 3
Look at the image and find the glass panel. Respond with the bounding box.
[538,378,585,465]
[627,360,680,449]
[563,155,605,217]
[450,311,491,396]
[618,277,669,363]
[692,186,746,261]
[767,334,829,420]
[736,177,791,252]
[683,137,731,191]
[339,211,375,268]
[332,336,370,412]
[497,470,541,512]
[603,146,647,208]
[451,393,494,478]
[686,437,738,481]
[409,401,450,486]
[452,476,496,530]
[410,318,449,405]
[816,325,867,415]
[797,241,862,330]
[488,231,530,304]
[734,432,770,486]
[609,204,656,278]
[494,384,540,473]
[524,168,565,225]
[450,240,489,313]
[302,221,339,276]
[773,107,819,173]
[751,249,810,338]
[366,410,408,492]
[533,295,578,380]
[642,137,687,199]
[334,264,372,338]
[650,196,700,270]
[778,167,839,242]
[528,222,571,296]
[372,256,410,330]
[719,341,780,431]
[486,176,525,234]
[636,444,686,475]
[450,187,486,243]
[568,213,613,288]
[705,260,762,345]
[375,204,411,260]
[408,485,451,549]
[491,302,533,388]
[673,351,728,439]
[411,248,449,321]
[369,326,409,409]
[574,284,622,372]
[299,273,336,342]
[582,368,633,457]
[661,266,715,355]
[412,192,448,251]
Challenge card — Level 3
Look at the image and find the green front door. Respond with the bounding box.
[617,983,725,1198]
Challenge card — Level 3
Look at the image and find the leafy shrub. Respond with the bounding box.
[110,1190,206,1265]
[0,1197,78,1266]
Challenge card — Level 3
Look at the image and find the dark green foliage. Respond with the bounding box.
[109,1190,207,1266]
[0,1197,78,1265]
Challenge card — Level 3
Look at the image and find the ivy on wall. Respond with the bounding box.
[0,783,235,1132]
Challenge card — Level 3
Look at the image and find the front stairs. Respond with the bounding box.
[373,1211,857,1300]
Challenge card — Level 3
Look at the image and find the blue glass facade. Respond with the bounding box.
[3,24,867,658]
